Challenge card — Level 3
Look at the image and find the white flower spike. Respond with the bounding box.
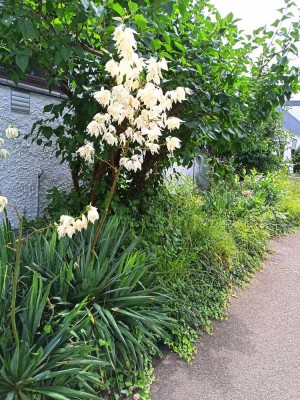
[57,24,191,239]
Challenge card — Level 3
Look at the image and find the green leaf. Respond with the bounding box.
[226,12,234,23]
[174,41,185,52]
[17,19,38,40]
[163,1,174,15]
[1,16,14,27]
[134,14,147,30]
[42,126,53,140]
[179,4,188,20]
[111,3,126,16]
[60,46,71,62]
[44,104,54,113]
[128,1,138,13]
[15,54,29,72]
[151,38,162,51]
[54,51,64,65]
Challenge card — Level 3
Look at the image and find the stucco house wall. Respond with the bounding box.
[0,82,72,226]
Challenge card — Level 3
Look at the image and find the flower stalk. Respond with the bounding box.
[11,211,23,349]
[91,164,123,256]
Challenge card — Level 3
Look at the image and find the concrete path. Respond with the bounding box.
[151,230,300,400]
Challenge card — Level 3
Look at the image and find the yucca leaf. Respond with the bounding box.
[33,386,102,399]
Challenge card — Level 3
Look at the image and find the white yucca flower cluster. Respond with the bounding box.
[57,205,99,239]
[61,24,192,239]
[76,24,192,169]
[0,125,19,159]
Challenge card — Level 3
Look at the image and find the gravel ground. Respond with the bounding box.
[150,230,300,400]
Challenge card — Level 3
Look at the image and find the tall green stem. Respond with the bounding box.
[11,217,23,349]
[91,165,122,256]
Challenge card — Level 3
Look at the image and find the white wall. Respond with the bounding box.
[0,84,72,226]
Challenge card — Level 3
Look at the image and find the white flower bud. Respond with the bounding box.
[0,196,8,212]
[0,149,9,158]
[77,143,95,163]
[166,136,181,152]
[5,126,19,139]
[87,206,99,224]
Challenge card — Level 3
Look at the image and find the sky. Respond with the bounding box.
[212,0,287,33]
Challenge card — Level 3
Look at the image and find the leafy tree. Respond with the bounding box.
[0,0,299,209]
[209,114,293,176]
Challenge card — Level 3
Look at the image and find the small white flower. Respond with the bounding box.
[59,215,75,226]
[57,224,66,239]
[103,132,118,146]
[137,83,163,109]
[94,87,111,107]
[165,117,183,131]
[120,157,131,170]
[0,149,9,158]
[81,214,88,230]
[166,90,179,102]
[87,206,99,224]
[105,59,120,77]
[107,103,125,123]
[120,155,142,172]
[131,155,142,172]
[0,196,8,212]
[166,136,181,152]
[5,126,19,139]
[132,131,144,145]
[0,138,4,146]
[160,96,173,111]
[87,120,100,137]
[145,57,168,85]
[75,218,85,232]
[77,142,95,163]
[146,142,160,154]
[144,126,161,142]
[175,87,186,102]
[65,224,76,238]
[57,215,76,239]
[111,85,130,104]
[94,113,111,124]
[119,133,127,146]
[185,87,193,95]
[125,127,133,139]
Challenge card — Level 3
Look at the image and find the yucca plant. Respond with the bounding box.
[20,217,173,375]
[0,272,109,399]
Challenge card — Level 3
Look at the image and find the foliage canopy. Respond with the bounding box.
[0,0,299,206]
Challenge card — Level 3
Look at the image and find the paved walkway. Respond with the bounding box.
[151,230,300,400]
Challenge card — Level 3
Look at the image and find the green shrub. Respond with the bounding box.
[280,177,300,226]
[293,147,300,174]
